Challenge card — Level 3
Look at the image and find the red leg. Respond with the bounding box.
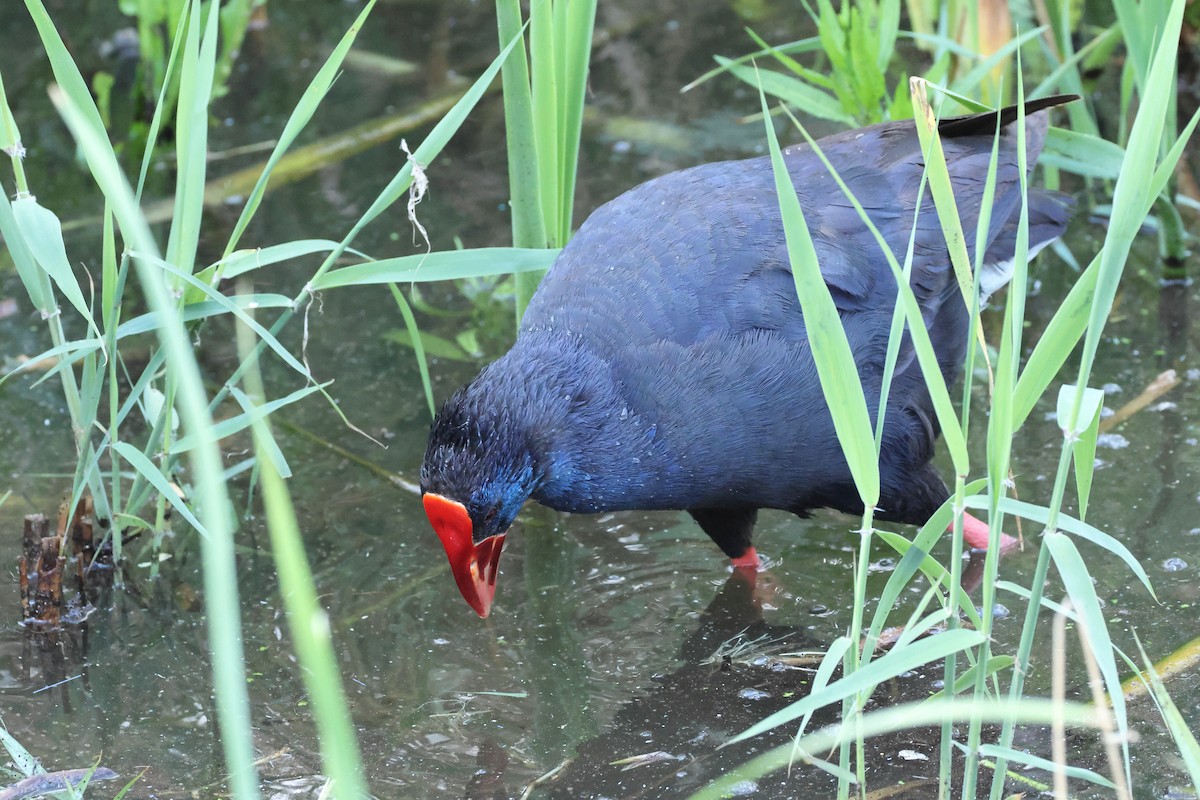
[956,512,1020,554]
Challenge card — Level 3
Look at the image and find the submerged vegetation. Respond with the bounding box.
[0,0,1198,798]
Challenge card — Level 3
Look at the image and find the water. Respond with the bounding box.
[1,1,1198,798]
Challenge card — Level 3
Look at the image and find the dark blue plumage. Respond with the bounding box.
[420,98,1073,597]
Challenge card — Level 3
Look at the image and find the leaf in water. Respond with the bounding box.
[455,329,483,358]
[384,329,471,362]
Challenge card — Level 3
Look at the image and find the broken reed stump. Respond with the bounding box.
[18,514,63,629]
[17,495,114,630]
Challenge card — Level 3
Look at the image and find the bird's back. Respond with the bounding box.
[511,102,1071,514]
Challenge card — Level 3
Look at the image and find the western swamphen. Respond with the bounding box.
[421,97,1074,617]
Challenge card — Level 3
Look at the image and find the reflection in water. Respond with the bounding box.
[479,571,959,799]
[1143,272,1190,545]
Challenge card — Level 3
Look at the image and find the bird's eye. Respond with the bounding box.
[484,506,498,523]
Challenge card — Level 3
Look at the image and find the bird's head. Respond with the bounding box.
[420,387,539,617]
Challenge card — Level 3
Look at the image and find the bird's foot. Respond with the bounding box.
[729,546,761,571]
[958,512,1020,554]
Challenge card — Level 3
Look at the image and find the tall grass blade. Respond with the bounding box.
[496,0,548,320]
[165,0,219,279]
[977,744,1116,788]
[1056,384,1104,520]
[964,495,1155,597]
[46,67,262,800]
[1044,532,1131,780]
[557,0,596,244]
[224,0,378,257]
[312,247,559,290]
[690,698,1099,800]
[170,383,326,455]
[1065,0,1184,433]
[1134,636,1200,792]
[759,79,880,506]
[780,101,968,473]
[112,442,208,536]
[390,284,435,418]
[721,58,851,124]
[246,311,369,797]
[724,629,985,745]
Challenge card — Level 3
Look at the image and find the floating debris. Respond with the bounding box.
[0,767,119,800]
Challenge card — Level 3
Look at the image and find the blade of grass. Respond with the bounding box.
[46,60,262,800]
[312,247,559,290]
[223,0,378,257]
[165,0,218,280]
[496,0,548,321]
[759,78,879,507]
[240,318,369,798]
[389,284,435,418]
[690,697,1099,800]
[724,629,985,745]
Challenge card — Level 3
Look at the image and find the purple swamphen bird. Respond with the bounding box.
[421,96,1074,617]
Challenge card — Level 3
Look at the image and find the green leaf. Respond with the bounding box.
[384,327,470,362]
[1056,384,1105,520]
[170,383,326,455]
[312,247,559,290]
[781,98,968,473]
[724,58,852,125]
[224,1,378,256]
[977,744,1115,788]
[1133,636,1200,790]
[724,628,985,745]
[948,27,1047,97]
[112,442,208,537]
[166,0,220,279]
[1041,127,1126,179]
[116,294,293,338]
[1012,253,1100,430]
[759,74,879,506]
[10,197,97,328]
[1055,384,1104,436]
[388,285,437,418]
[1068,0,1185,424]
[682,37,822,93]
[131,252,311,380]
[0,727,42,776]
[0,189,54,314]
[692,696,1098,799]
[1044,532,1130,774]
[964,494,1155,599]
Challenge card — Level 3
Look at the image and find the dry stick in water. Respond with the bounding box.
[1098,369,1179,433]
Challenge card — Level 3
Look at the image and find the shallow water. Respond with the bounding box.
[1,1,1199,798]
